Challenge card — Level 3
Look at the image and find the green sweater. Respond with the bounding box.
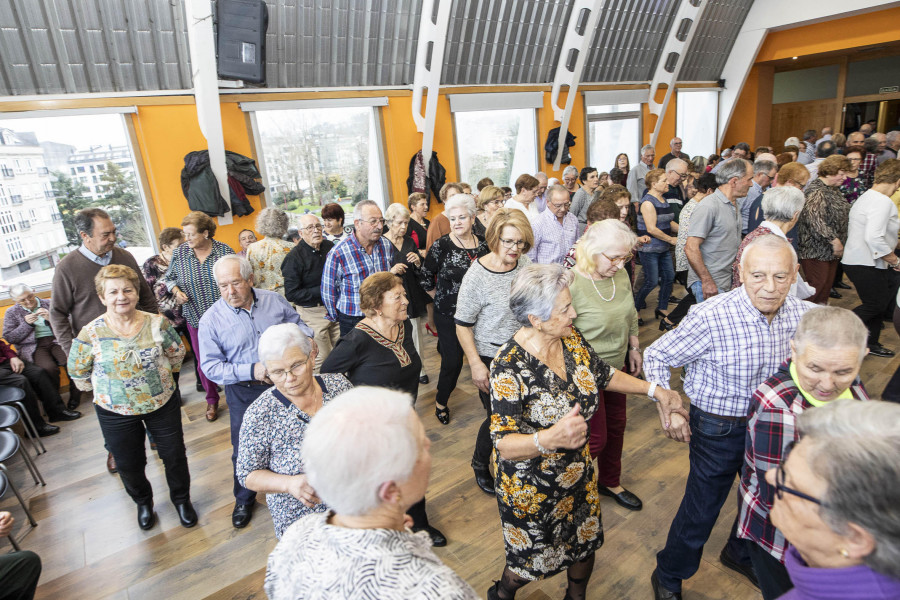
[570,268,639,369]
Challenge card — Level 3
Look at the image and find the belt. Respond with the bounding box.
[695,406,747,423]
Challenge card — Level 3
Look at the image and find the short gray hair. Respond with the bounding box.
[761,186,805,222]
[665,158,687,173]
[641,144,654,155]
[562,165,578,178]
[9,283,32,299]
[886,131,900,147]
[547,184,569,203]
[383,202,410,224]
[212,254,253,283]
[302,386,420,516]
[715,158,751,186]
[255,207,290,238]
[509,263,575,326]
[798,399,900,579]
[793,306,868,361]
[353,200,380,222]
[739,233,797,270]
[443,193,477,217]
[258,323,312,363]
[753,160,777,175]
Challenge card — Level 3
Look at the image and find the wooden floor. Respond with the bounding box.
[2,284,897,600]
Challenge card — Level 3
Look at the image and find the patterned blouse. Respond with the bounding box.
[236,374,353,539]
[247,236,295,296]
[419,234,488,315]
[161,240,234,328]
[141,254,186,329]
[265,512,479,600]
[675,198,700,272]
[839,176,867,204]
[798,178,851,262]
[68,312,185,415]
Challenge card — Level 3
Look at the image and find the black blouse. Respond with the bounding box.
[419,234,488,316]
[406,217,430,251]
[388,235,431,319]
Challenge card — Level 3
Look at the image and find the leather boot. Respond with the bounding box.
[471,459,495,495]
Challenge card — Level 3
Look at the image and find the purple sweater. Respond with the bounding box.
[779,546,900,600]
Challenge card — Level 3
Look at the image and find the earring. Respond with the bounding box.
[840,548,850,558]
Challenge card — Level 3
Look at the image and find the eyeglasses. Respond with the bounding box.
[300,224,324,232]
[674,172,689,180]
[267,359,310,380]
[360,218,386,227]
[600,252,633,265]
[774,441,828,507]
[499,238,526,249]
[549,200,572,209]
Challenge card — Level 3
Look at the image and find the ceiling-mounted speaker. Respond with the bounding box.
[216,0,269,84]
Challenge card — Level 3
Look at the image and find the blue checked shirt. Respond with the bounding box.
[643,286,814,417]
[527,209,578,265]
[320,234,393,321]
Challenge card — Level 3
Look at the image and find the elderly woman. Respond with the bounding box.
[246,207,294,295]
[406,192,431,251]
[4,283,69,396]
[561,165,579,200]
[161,211,234,417]
[237,228,257,258]
[635,168,679,321]
[473,185,504,237]
[797,154,853,305]
[236,323,352,539]
[265,387,478,600]
[321,202,350,243]
[456,209,533,494]
[569,220,644,512]
[570,167,601,234]
[737,307,870,600]
[840,146,868,203]
[68,265,195,531]
[562,197,621,269]
[321,272,445,545]
[487,264,688,600]
[419,194,488,425]
[384,202,430,384]
[505,174,542,222]
[764,400,900,600]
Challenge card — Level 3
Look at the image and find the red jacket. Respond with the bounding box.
[0,339,18,365]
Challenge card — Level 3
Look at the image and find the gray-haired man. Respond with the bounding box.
[627,144,656,202]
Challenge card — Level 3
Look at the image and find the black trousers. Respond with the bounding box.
[95,391,190,506]
[747,540,793,600]
[667,288,697,325]
[224,382,268,505]
[0,361,66,425]
[433,310,464,407]
[337,312,364,338]
[0,549,41,600]
[472,355,494,467]
[843,265,896,346]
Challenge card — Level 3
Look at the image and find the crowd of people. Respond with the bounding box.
[1,124,900,600]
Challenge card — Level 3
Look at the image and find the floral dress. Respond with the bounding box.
[490,328,612,580]
[247,236,295,296]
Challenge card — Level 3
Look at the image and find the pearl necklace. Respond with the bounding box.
[590,273,615,302]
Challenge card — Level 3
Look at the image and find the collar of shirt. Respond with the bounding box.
[79,244,112,265]
[227,289,258,315]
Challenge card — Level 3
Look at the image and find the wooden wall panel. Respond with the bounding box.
[769,99,837,151]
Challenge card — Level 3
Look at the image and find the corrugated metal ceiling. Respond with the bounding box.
[0,0,752,96]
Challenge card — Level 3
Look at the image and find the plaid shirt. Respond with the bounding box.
[527,209,578,265]
[860,152,878,189]
[738,362,869,561]
[644,286,814,416]
[321,233,393,321]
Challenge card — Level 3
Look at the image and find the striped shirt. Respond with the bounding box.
[643,286,814,416]
[321,233,393,321]
[636,193,675,253]
[527,209,578,265]
[160,240,234,328]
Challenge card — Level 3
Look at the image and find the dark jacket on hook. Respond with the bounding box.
[180,150,264,217]
[544,127,577,165]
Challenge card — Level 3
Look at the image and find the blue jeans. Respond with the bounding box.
[655,406,750,592]
[225,382,269,505]
[635,251,675,311]
[689,280,727,303]
[337,311,363,337]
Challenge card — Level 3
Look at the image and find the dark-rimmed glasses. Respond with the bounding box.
[499,238,526,249]
[774,440,828,507]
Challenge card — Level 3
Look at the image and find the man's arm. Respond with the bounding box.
[643,309,712,390]
[320,250,341,322]
[282,251,319,307]
[49,270,75,355]
[198,317,254,385]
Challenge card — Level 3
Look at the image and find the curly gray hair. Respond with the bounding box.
[255,207,290,238]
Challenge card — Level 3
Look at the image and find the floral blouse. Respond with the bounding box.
[798,178,851,262]
[418,234,488,315]
[68,312,185,415]
[142,254,186,329]
[675,198,699,272]
[236,373,353,539]
[247,236,295,296]
[839,176,867,204]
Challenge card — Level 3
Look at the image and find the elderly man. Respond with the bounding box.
[50,208,158,473]
[647,235,814,600]
[658,137,689,170]
[860,136,881,189]
[738,307,870,600]
[711,142,750,174]
[685,159,751,302]
[883,131,900,163]
[321,200,395,336]
[627,144,656,202]
[533,171,549,213]
[814,126,832,149]
[282,214,338,371]
[805,140,836,183]
[529,185,578,263]
[199,255,314,529]
[742,160,778,234]
[798,130,817,165]
[663,158,689,221]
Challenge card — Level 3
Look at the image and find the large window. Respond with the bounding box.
[586,103,642,173]
[453,109,538,189]
[676,90,719,159]
[249,104,387,224]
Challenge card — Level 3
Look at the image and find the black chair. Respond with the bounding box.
[0,386,45,454]
[0,470,37,551]
[0,404,41,457]
[0,430,45,489]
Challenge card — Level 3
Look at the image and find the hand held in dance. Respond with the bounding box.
[471,360,490,394]
[286,474,321,508]
[405,252,421,266]
[663,410,691,443]
[548,403,588,450]
[174,289,189,305]
[653,388,688,429]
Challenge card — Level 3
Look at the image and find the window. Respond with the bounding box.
[248,104,387,223]
[676,90,719,160]
[586,103,642,173]
[453,109,538,189]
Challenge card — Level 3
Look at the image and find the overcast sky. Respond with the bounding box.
[0,113,127,150]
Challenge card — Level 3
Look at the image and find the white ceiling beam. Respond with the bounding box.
[410,0,452,172]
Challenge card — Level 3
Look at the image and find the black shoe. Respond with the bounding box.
[412,524,447,547]
[659,319,675,332]
[195,380,204,392]
[668,296,682,303]
[598,485,643,511]
[175,501,198,528]
[868,343,895,358]
[471,460,495,495]
[487,581,501,600]
[719,547,759,589]
[419,374,429,384]
[137,503,155,530]
[66,397,80,411]
[434,404,450,425]
[834,280,851,289]
[232,502,254,528]
[651,569,682,600]
[48,409,81,422]
[638,317,645,327]
[829,289,842,299]
[36,423,60,437]
[655,309,668,320]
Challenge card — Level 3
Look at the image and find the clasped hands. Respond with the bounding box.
[654,388,691,443]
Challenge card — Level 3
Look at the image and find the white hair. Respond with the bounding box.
[302,387,419,516]
[793,306,868,361]
[352,200,380,222]
[784,136,801,148]
[575,219,638,274]
[383,202,411,223]
[665,158,687,173]
[443,193,477,217]
[9,283,32,299]
[509,263,575,325]
[739,233,797,270]
[562,165,578,178]
[761,186,805,222]
[715,158,751,186]
[641,144,655,155]
[212,254,253,283]
[258,323,312,363]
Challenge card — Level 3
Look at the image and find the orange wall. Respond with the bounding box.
[644,87,678,161]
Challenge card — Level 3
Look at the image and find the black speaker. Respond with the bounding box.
[216,0,269,84]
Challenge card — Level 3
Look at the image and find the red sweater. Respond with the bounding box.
[0,339,18,365]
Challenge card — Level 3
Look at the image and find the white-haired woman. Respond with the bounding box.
[487,264,688,599]
[246,207,294,296]
[419,194,488,425]
[236,323,353,539]
[384,202,430,384]
[737,307,870,600]
[569,220,644,512]
[265,387,478,600]
[765,400,900,600]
